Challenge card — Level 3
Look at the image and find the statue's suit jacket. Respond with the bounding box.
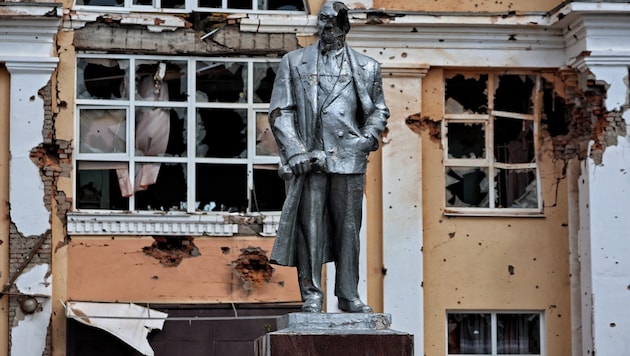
[269,41,390,266]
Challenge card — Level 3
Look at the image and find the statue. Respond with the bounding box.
[268,1,390,313]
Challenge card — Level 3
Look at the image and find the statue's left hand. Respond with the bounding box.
[288,153,312,175]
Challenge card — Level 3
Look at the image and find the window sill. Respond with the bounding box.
[67,211,280,236]
[443,208,545,218]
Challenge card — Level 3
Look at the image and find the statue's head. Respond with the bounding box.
[317,1,350,52]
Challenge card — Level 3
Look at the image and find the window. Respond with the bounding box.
[74,0,306,13]
[443,72,542,215]
[74,55,284,220]
[447,312,543,355]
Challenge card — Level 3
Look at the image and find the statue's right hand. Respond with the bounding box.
[288,153,312,176]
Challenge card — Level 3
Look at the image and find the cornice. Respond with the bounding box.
[0,3,61,62]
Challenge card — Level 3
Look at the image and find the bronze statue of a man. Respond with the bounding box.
[268,0,390,313]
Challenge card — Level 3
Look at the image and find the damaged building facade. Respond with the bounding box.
[1,0,630,355]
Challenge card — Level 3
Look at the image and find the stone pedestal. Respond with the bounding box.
[255,313,413,356]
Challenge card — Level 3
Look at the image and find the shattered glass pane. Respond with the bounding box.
[77,58,129,100]
[79,109,127,154]
[133,0,152,5]
[135,163,187,211]
[494,117,534,164]
[256,112,278,156]
[448,313,491,354]
[196,61,247,103]
[134,107,186,157]
[447,122,485,159]
[445,167,489,208]
[494,74,536,114]
[252,165,285,211]
[495,168,537,208]
[196,108,247,158]
[77,162,129,210]
[445,74,488,114]
[136,60,187,102]
[196,164,247,212]
[253,62,279,103]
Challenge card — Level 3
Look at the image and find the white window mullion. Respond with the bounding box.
[491,313,498,356]
[128,57,137,211]
[187,58,197,213]
[246,62,255,213]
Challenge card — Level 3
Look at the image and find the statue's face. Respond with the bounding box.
[317,2,346,50]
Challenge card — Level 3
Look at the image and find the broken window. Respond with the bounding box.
[447,312,542,355]
[444,72,542,214]
[75,0,305,12]
[75,55,284,214]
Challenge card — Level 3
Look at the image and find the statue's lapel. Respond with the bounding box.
[296,44,319,120]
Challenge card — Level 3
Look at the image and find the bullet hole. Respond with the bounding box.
[478,242,482,246]
[381,266,388,276]
[278,281,284,287]
[557,314,562,318]
[411,28,417,33]
[627,284,630,290]
[457,301,461,304]
[533,257,537,261]
[561,223,568,227]
[232,247,274,290]
[443,258,447,262]
[29,95,35,101]
[610,322,616,327]
[448,232,456,238]
[221,246,230,254]
[535,285,539,289]
[151,275,159,280]
[549,304,557,309]
[143,236,200,267]
[507,224,511,227]
[508,34,516,41]
[508,265,515,275]
[401,52,408,58]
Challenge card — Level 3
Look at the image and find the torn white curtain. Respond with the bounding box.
[66,301,167,356]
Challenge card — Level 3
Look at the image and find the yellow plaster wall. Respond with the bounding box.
[0,63,10,356]
[67,236,301,303]
[373,0,563,13]
[421,68,572,355]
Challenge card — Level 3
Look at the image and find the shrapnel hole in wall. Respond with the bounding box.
[232,246,274,290]
[143,236,200,266]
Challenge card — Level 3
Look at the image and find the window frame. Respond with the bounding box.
[442,71,543,217]
[70,53,283,236]
[446,310,546,356]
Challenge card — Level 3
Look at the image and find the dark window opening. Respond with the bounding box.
[198,109,247,158]
[447,123,485,159]
[196,164,248,212]
[77,166,129,210]
[445,167,489,208]
[494,74,536,114]
[252,167,285,211]
[445,74,488,114]
[135,163,187,211]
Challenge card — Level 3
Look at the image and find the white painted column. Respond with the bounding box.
[381,64,427,356]
[575,59,630,356]
[6,61,58,237]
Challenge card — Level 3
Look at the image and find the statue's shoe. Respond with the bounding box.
[338,298,373,313]
[301,296,323,313]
